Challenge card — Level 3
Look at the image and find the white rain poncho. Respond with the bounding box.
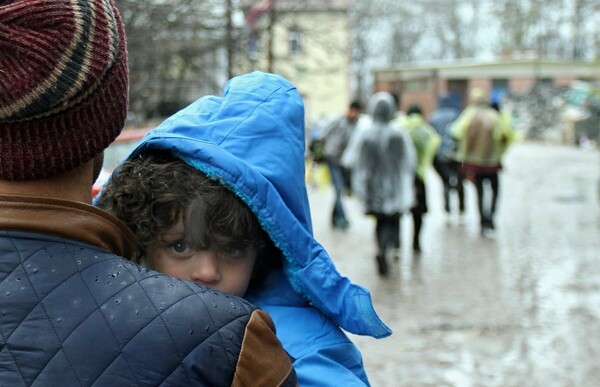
[342,92,416,215]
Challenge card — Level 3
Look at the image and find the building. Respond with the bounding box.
[238,0,354,120]
[373,59,600,117]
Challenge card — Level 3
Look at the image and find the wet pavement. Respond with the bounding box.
[307,141,600,387]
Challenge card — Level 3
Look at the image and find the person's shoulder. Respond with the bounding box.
[81,253,257,327]
[121,259,255,313]
[116,265,295,385]
[423,121,439,135]
[388,120,408,135]
[320,113,345,136]
[6,238,263,385]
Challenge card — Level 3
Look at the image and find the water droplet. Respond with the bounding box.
[204,325,210,332]
[115,299,121,304]
[189,329,194,335]
[56,318,62,323]
[5,291,10,296]
[16,278,20,281]
[76,260,81,265]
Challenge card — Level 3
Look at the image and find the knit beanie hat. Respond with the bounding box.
[0,0,128,180]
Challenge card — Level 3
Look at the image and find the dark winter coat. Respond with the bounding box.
[0,194,295,386]
[429,94,461,162]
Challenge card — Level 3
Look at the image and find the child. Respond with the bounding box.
[97,71,391,386]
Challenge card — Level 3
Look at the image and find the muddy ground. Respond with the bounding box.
[308,141,600,387]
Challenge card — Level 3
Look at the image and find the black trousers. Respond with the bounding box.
[474,173,499,228]
[433,158,465,213]
[411,177,427,249]
[374,213,401,254]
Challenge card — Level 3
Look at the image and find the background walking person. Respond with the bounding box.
[451,88,517,236]
[399,105,441,253]
[429,93,465,221]
[319,101,362,229]
[343,92,416,275]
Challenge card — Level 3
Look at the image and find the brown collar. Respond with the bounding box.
[0,194,137,258]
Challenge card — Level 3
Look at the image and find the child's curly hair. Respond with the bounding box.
[97,150,281,290]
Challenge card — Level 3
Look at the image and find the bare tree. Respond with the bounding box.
[348,0,379,102]
[492,0,545,55]
[572,0,600,60]
[428,0,481,60]
[115,0,236,120]
[114,0,599,122]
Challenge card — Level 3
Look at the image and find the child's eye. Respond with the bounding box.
[219,245,246,260]
[169,240,191,254]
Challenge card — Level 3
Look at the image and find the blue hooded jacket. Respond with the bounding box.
[102,72,391,385]
[429,93,461,161]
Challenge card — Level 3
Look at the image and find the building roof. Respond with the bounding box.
[374,59,600,81]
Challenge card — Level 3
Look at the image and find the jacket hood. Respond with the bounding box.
[108,72,391,338]
[367,92,396,123]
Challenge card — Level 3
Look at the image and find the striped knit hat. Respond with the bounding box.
[0,0,128,180]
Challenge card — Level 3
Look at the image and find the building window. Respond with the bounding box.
[288,25,303,56]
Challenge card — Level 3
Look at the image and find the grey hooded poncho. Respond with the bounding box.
[342,92,416,215]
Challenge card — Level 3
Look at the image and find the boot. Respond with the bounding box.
[376,253,388,276]
[413,238,421,254]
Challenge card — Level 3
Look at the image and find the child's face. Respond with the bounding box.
[146,216,257,297]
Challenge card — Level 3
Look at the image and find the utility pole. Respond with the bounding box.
[267,0,275,73]
[226,0,234,78]
[572,0,584,60]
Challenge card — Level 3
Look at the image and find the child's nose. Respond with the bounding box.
[189,251,221,286]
